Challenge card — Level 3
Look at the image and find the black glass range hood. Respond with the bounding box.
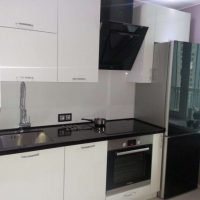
[101,0,134,24]
[99,21,148,70]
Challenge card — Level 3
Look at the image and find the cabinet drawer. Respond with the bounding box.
[0,0,57,33]
[106,185,151,200]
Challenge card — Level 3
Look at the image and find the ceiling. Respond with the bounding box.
[134,0,200,10]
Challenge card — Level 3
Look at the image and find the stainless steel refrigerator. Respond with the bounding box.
[134,41,200,199]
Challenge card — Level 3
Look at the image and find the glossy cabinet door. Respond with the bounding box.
[0,0,57,33]
[65,141,107,200]
[169,42,200,132]
[58,0,100,82]
[0,148,64,200]
[150,133,163,194]
[155,7,191,43]
[127,4,190,83]
[0,27,57,82]
[127,4,157,83]
[164,134,200,199]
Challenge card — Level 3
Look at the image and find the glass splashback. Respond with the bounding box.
[169,41,200,133]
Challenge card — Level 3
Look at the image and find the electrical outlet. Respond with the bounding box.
[58,113,72,122]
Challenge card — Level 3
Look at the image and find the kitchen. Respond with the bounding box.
[0,0,199,200]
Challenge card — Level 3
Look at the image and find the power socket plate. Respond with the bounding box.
[58,113,72,122]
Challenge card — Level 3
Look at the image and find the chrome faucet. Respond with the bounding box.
[19,82,31,128]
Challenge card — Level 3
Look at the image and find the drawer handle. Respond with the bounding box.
[16,22,34,27]
[72,77,86,81]
[81,144,95,149]
[21,153,39,158]
[16,76,34,81]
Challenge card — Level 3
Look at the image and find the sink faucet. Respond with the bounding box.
[19,82,31,128]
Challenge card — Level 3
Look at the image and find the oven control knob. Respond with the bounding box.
[122,142,127,147]
[137,140,141,145]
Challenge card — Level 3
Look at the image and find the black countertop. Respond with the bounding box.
[0,118,165,155]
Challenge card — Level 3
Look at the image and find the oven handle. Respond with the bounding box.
[116,147,150,156]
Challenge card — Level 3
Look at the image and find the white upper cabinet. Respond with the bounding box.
[0,0,57,33]
[0,0,58,82]
[0,28,57,82]
[0,0,101,82]
[0,148,64,200]
[127,4,191,83]
[127,5,157,83]
[58,0,100,82]
[155,7,191,43]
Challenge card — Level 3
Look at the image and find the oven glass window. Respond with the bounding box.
[107,144,152,190]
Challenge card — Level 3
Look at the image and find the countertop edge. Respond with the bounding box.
[0,118,165,133]
[0,131,164,156]
[0,118,165,156]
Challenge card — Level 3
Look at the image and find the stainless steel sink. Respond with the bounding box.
[0,130,51,148]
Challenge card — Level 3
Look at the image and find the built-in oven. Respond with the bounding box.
[106,135,153,195]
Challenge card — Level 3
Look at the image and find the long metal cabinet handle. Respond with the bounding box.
[16,76,34,81]
[16,22,34,27]
[21,153,40,158]
[72,78,86,81]
[117,148,150,156]
[81,144,95,149]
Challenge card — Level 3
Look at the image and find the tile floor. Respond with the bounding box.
[153,189,200,200]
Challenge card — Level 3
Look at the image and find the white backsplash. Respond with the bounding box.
[0,70,135,129]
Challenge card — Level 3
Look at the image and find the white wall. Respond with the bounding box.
[0,71,135,129]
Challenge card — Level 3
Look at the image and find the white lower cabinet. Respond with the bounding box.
[0,148,64,200]
[150,133,163,193]
[64,141,107,200]
[0,136,162,200]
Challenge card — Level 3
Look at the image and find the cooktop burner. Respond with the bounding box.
[57,124,94,137]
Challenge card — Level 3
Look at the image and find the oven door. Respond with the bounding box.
[106,144,152,191]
